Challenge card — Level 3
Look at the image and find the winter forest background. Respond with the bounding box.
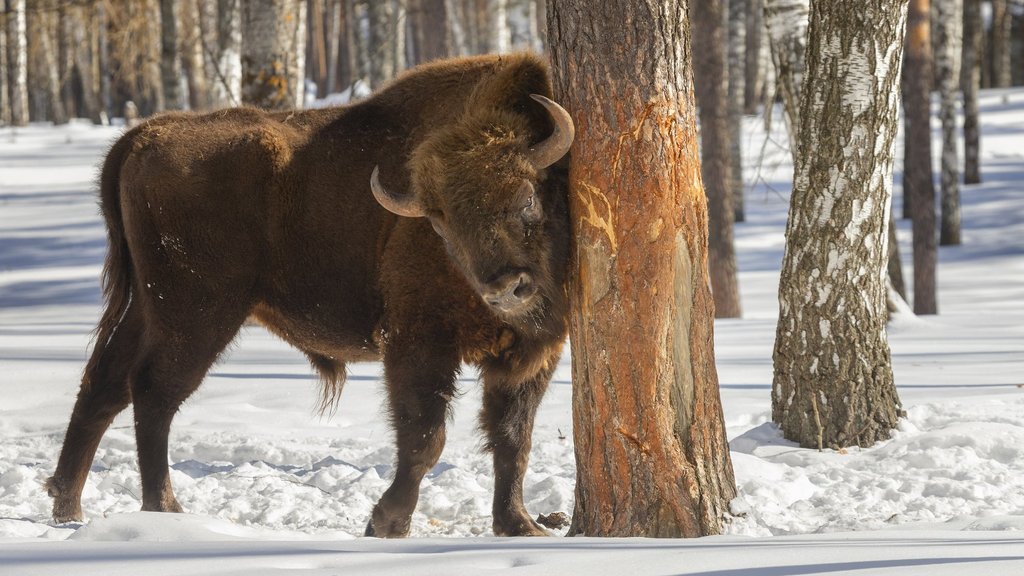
[3,1,1024,574]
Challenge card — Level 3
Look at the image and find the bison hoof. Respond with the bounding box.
[493,515,551,537]
[46,476,84,524]
[364,504,411,538]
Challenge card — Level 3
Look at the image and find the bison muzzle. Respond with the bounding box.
[46,53,574,538]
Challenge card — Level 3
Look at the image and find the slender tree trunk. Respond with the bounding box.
[31,4,67,124]
[412,0,448,63]
[888,214,906,302]
[341,0,363,90]
[727,0,746,223]
[962,0,980,184]
[693,0,742,319]
[68,3,101,123]
[0,11,9,126]
[904,0,938,314]
[325,0,340,92]
[391,0,406,76]
[744,0,763,114]
[367,0,395,90]
[486,0,509,53]
[990,0,1011,88]
[213,0,241,107]
[96,2,111,121]
[445,0,468,56]
[160,0,185,110]
[241,0,305,109]
[763,0,809,162]
[773,0,905,450]
[181,0,210,110]
[935,0,962,246]
[548,0,736,538]
[6,0,29,126]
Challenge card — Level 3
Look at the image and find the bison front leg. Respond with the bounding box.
[480,359,555,536]
[366,342,459,538]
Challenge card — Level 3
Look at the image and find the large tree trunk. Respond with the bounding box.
[693,0,742,319]
[727,0,746,222]
[961,0,981,184]
[773,0,905,450]
[903,0,938,314]
[935,0,962,246]
[989,0,1011,88]
[763,0,809,162]
[548,0,736,538]
[241,0,305,109]
[5,0,29,126]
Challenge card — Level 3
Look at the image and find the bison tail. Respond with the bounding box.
[82,135,136,385]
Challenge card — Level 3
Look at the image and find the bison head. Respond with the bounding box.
[371,94,574,323]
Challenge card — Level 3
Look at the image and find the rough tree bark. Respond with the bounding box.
[773,0,906,450]
[935,0,962,246]
[903,0,938,314]
[763,0,809,162]
[961,0,981,184]
[241,0,305,110]
[693,0,742,319]
[548,0,737,537]
[727,0,746,222]
[5,0,28,126]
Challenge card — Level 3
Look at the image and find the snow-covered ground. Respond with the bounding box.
[1,90,1023,574]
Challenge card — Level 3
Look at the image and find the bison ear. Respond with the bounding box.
[371,166,426,218]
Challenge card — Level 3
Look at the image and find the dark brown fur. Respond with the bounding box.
[47,53,570,537]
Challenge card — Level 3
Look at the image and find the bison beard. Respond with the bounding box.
[46,53,574,538]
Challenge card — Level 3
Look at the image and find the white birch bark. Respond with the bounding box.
[444,0,468,56]
[772,0,906,449]
[486,0,510,53]
[214,0,242,107]
[6,0,28,126]
[0,16,8,126]
[241,0,305,109]
[934,0,962,245]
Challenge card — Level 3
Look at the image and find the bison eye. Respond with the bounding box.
[519,181,542,223]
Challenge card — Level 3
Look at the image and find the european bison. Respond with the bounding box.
[47,53,574,538]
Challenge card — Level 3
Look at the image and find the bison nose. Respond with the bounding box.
[483,272,536,312]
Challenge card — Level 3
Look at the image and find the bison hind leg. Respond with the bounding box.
[307,352,347,417]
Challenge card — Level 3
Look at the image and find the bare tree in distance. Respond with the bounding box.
[727,0,746,222]
[935,0,962,246]
[159,0,184,110]
[692,0,742,318]
[241,0,306,110]
[962,0,981,184]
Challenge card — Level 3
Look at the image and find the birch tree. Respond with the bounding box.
[903,0,938,314]
[773,0,906,449]
[727,0,746,222]
[0,14,8,126]
[547,0,736,537]
[763,0,809,161]
[693,0,742,318]
[213,0,242,107]
[935,0,962,246]
[241,0,306,110]
[5,0,29,126]
[962,0,981,184]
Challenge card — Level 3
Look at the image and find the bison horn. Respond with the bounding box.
[371,165,425,218]
[527,94,575,169]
